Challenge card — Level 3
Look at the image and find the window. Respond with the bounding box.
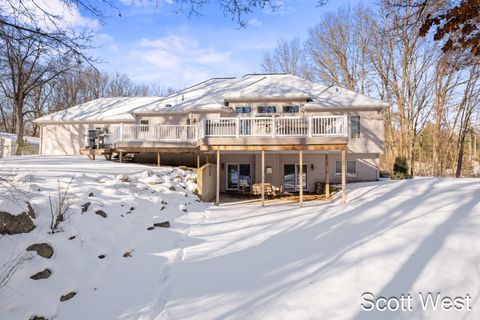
[350,116,360,138]
[235,106,252,114]
[140,120,149,132]
[257,106,277,114]
[283,105,300,113]
[335,160,357,176]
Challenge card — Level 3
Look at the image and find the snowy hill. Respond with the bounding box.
[0,156,207,320]
[1,156,479,320]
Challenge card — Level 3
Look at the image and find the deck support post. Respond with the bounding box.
[342,149,347,204]
[157,152,161,167]
[299,150,303,208]
[206,154,210,164]
[197,152,201,169]
[119,152,123,163]
[325,153,330,199]
[261,150,265,207]
[215,150,220,206]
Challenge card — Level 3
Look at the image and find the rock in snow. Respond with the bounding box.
[153,221,170,228]
[26,243,54,259]
[95,210,107,218]
[81,202,91,213]
[59,292,76,302]
[0,211,35,235]
[30,269,52,280]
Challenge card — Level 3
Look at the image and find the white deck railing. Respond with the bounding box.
[112,124,198,142]
[111,116,347,143]
[204,116,347,138]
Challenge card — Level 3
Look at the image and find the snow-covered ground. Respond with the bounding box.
[1,156,479,320]
[0,156,207,320]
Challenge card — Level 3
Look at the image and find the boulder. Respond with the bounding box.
[29,316,47,320]
[88,192,94,197]
[98,254,106,259]
[30,269,51,280]
[95,210,107,218]
[0,211,35,235]
[26,243,54,259]
[154,221,170,228]
[60,291,76,302]
[146,226,155,231]
[169,186,176,191]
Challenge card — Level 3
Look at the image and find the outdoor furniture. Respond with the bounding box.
[252,183,280,197]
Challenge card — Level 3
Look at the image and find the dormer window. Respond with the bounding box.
[257,106,277,114]
[283,105,300,113]
[235,106,251,114]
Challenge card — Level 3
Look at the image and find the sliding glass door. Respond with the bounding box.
[283,164,307,192]
[227,164,251,190]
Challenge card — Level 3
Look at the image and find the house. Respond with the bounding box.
[35,74,388,205]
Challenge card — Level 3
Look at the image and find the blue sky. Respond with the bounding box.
[85,0,358,89]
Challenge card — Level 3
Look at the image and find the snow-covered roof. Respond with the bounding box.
[133,74,388,114]
[34,75,388,123]
[0,132,39,144]
[34,97,164,123]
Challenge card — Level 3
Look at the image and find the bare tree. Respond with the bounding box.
[305,6,374,94]
[261,38,310,78]
[0,23,84,154]
[454,65,480,176]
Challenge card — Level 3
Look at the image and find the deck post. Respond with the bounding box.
[325,153,330,199]
[206,154,210,164]
[261,150,265,207]
[342,149,347,204]
[299,150,303,208]
[215,150,220,206]
[119,151,123,163]
[157,152,161,167]
[197,152,201,169]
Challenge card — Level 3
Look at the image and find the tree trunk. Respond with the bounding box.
[14,99,24,155]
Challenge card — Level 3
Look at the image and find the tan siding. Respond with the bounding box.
[41,123,115,155]
[306,110,384,153]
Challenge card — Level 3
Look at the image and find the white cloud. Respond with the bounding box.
[121,34,239,87]
[0,0,98,31]
[248,18,263,27]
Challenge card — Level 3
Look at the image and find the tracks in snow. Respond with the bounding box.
[149,210,210,320]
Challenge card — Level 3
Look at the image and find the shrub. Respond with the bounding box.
[48,178,73,233]
[393,156,409,179]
